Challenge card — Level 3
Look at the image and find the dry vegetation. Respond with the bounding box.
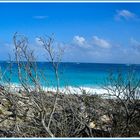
[0,33,139,137]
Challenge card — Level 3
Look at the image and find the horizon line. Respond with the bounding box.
[0,1,140,3]
[0,60,139,65]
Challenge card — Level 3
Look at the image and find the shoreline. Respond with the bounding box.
[1,82,108,95]
[2,82,140,99]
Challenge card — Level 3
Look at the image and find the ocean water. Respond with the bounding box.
[0,61,140,88]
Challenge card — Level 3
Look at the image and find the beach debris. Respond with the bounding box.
[89,121,96,128]
[100,115,110,123]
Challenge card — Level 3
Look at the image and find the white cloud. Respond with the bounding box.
[131,38,140,45]
[1,36,140,63]
[33,16,48,19]
[35,37,44,46]
[116,10,137,20]
[130,38,140,51]
[73,35,86,47]
[92,36,111,48]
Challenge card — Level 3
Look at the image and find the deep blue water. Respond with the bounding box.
[0,61,140,87]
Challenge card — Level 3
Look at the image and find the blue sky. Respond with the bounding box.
[0,3,140,64]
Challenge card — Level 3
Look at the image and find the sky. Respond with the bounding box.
[0,3,140,64]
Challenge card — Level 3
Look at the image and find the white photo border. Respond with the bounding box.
[0,1,139,139]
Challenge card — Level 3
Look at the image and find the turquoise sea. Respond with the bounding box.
[0,61,140,88]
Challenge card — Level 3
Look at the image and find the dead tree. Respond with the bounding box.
[37,35,64,137]
[103,70,140,137]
